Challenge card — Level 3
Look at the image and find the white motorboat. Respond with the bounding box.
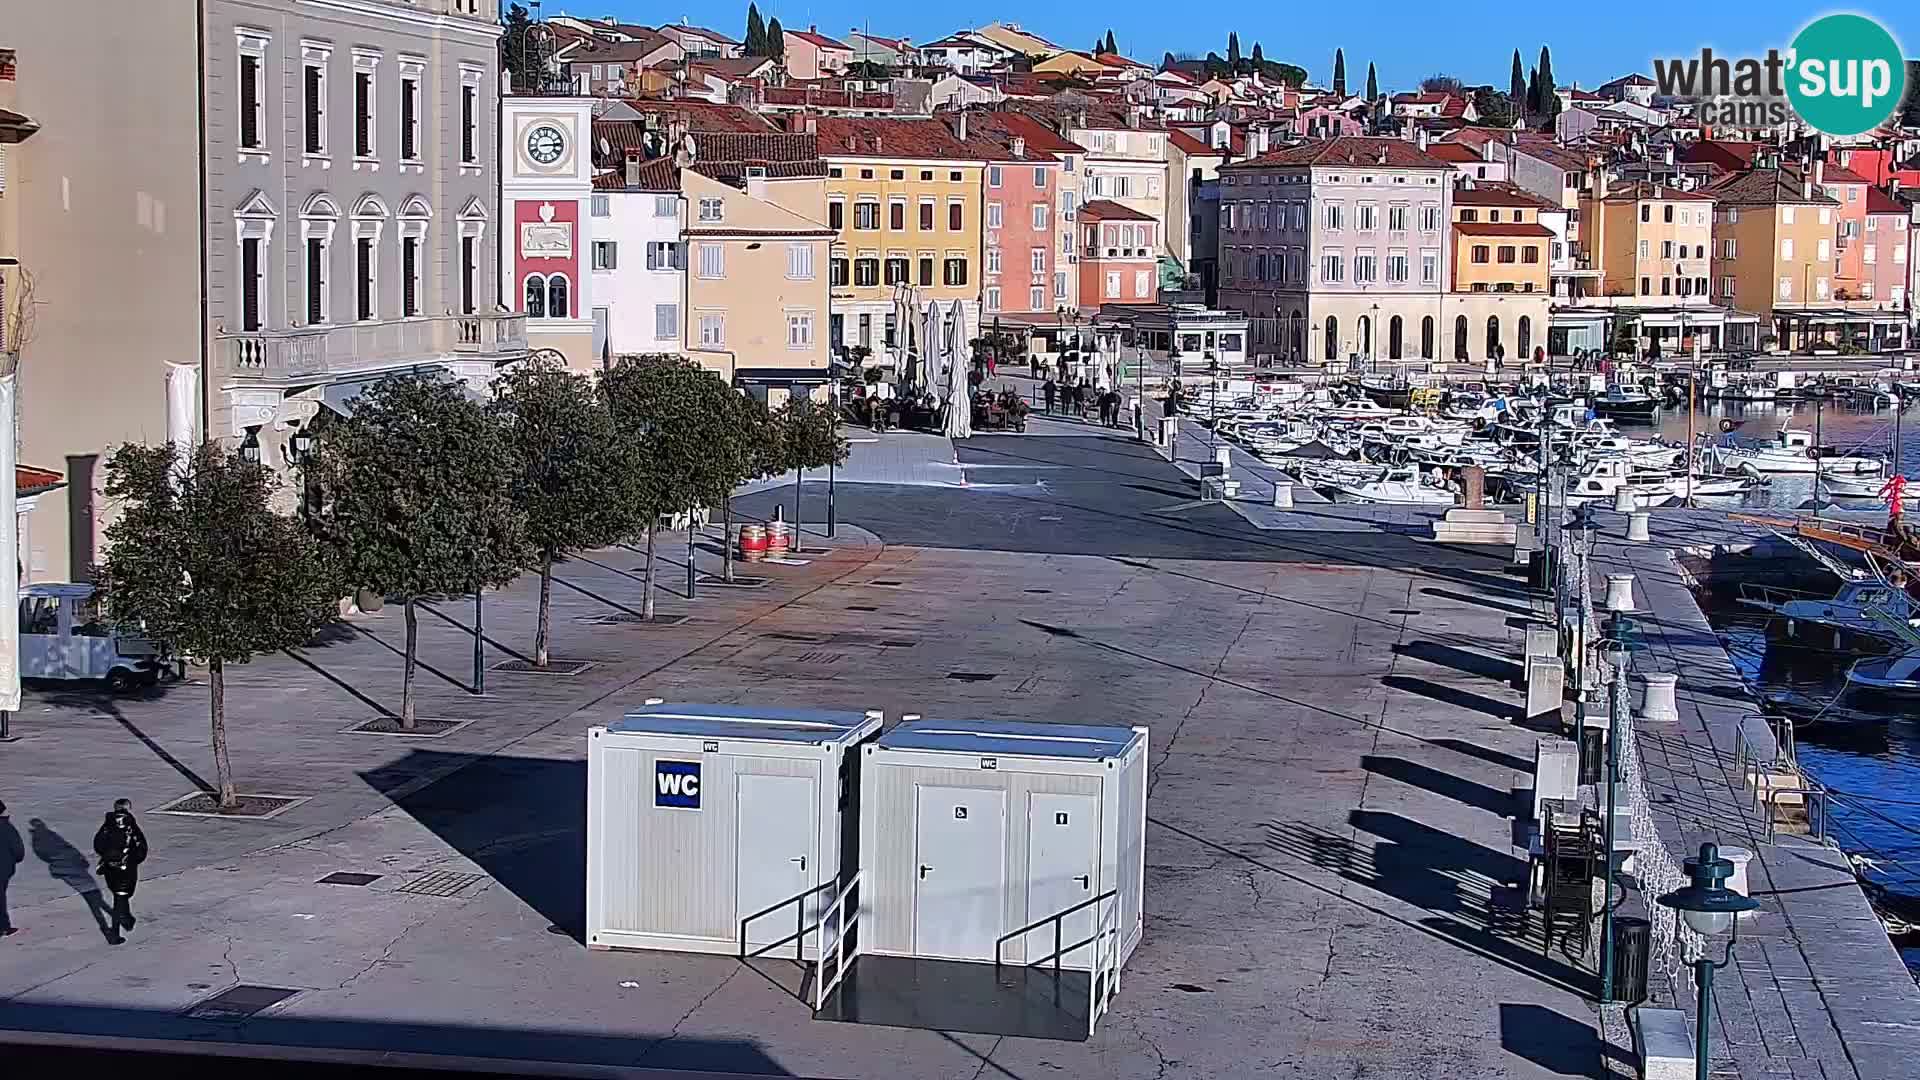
[1738,577,1920,646]
[1845,651,1920,699]
[1332,466,1457,506]
[1822,473,1918,502]
[1562,458,1681,508]
[1713,429,1884,475]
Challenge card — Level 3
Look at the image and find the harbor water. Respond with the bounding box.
[1635,398,1917,510]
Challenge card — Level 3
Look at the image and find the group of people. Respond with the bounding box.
[0,798,148,945]
[1040,378,1130,428]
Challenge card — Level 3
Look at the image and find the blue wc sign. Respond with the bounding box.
[655,760,702,809]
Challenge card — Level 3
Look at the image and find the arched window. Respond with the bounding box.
[1324,315,1338,361]
[1357,314,1371,356]
[1388,315,1404,360]
[1486,315,1501,358]
[547,273,570,319]
[1453,315,1468,360]
[1421,316,1435,360]
[1517,315,1532,358]
[524,274,547,318]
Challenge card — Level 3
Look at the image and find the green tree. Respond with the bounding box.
[499,3,533,89]
[1366,62,1378,100]
[96,443,340,809]
[1509,50,1527,112]
[1526,66,1540,118]
[1251,42,1264,65]
[846,59,890,81]
[744,4,765,55]
[1104,30,1117,55]
[769,396,849,537]
[492,358,644,668]
[1227,33,1240,67]
[1332,48,1346,96]
[1162,51,1176,70]
[1473,88,1516,129]
[766,17,786,62]
[306,374,528,727]
[1537,46,1559,129]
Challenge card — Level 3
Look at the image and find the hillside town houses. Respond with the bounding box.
[7,3,1920,579]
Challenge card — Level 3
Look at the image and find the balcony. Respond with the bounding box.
[220,313,528,384]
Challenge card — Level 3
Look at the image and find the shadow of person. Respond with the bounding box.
[27,819,117,942]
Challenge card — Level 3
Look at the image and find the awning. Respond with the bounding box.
[1771,307,1906,324]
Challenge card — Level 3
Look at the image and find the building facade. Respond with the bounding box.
[590,156,685,359]
[10,0,521,583]
[1078,201,1159,309]
[681,168,834,390]
[502,94,597,368]
[1217,138,1454,364]
[1447,184,1552,362]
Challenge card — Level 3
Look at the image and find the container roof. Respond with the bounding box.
[878,719,1143,760]
[612,702,880,745]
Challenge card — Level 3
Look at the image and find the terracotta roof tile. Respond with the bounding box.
[1222,136,1452,171]
[763,86,894,109]
[813,116,1003,161]
[592,158,680,191]
[1599,180,1715,202]
[1453,221,1555,238]
[1703,168,1840,207]
[1425,142,1482,163]
[617,99,776,132]
[1166,129,1214,156]
[1820,164,1871,185]
[964,110,1085,156]
[1865,186,1908,216]
[1452,182,1558,209]
[1078,199,1155,222]
[785,27,851,50]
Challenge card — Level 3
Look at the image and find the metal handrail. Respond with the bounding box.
[1087,896,1121,1038]
[994,889,1118,972]
[811,872,862,1011]
[738,878,839,962]
[1761,785,1830,846]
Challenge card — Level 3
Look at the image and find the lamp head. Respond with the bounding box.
[1657,842,1758,937]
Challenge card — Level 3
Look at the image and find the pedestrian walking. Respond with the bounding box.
[93,799,147,944]
[1042,378,1057,414]
[0,802,22,937]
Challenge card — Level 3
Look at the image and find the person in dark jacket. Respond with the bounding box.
[1042,378,1057,414]
[0,801,22,937]
[93,800,147,943]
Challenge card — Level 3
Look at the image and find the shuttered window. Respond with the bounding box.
[241,237,263,331]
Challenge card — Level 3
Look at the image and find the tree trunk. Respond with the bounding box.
[401,596,419,729]
[643,524,657,620]
[792,466,803,543]
[721,499,734,583]
[210,658,236,809]
[535,549,554,668]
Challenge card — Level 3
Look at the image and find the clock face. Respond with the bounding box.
[526,124,566,165]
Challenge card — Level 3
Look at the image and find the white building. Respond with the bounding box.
[501,95,599,369]
[589,155,686,359]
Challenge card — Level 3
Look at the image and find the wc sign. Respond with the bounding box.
[655,760,702,809]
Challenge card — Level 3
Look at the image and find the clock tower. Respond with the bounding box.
[501,94,596,370]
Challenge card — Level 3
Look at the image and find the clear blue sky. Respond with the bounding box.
[547,1,1918,92]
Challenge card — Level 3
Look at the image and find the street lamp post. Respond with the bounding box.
[1657,843,1761,1080]
[473,590,486,696]
[1597,609,1639,1003]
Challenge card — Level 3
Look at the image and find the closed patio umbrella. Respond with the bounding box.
[945,300,973,440]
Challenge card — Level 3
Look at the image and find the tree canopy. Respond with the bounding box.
[766,17,785,61]
[744,4,766,55]
[1332,48,1346,96]
[1366,62,1379,100]
[96,442,340,806]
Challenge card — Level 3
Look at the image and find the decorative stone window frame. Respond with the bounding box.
[233,191,279,332]
[351,47,381,171]
[299,193,341,327]
[235,27,271,165]
[398,195,432,317]
[351,194,389,321]
[300,40,333,168]
[396,54,426,174]
[458,64,486,175]
[457,197,488,315]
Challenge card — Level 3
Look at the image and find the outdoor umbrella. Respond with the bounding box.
[921,298,942,408]
[893,289,917,390]
[945,300,973,440]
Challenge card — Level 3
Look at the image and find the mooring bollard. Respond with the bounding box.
[1612,485,1637,513]
[1605,572,1637,612]
[1636,671,1680,723]
[1272,480,1293,508]
[1718,846,1755,919]
[1627,510,1651,543]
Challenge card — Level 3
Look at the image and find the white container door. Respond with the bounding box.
[1024,792,1098,967]
[912,785,1005,960]
[736,774,818,951]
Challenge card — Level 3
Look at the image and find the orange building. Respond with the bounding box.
[1077,199,1158,310]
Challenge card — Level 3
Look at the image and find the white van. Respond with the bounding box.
[19,583,176,692]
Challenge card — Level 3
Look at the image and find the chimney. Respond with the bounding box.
[1012,135,1025,158]
[1595,169,1609,200]
[625,149,641,187]
[1416,127,1428,152]
[845,133,856,151]
[805,115,817,136]
[1664,144,1674,166]
[957,111,967,141]
[1892,177,1902,198]
[1813,156,1824,188]
[1803,167,1812,202]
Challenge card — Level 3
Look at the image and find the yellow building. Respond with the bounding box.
[1704,167,1861,350]
[1032,52,1107,78]
[1,48,37,352]
[816,116,995,367]
[1580,180,1716,302]
[1444,182,1552,362]
[680,167,834,394]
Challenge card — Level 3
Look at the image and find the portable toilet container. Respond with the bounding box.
[858,719,1148,972]
[586,702,882,956]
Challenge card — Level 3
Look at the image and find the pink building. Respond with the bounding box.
[1078,200,1158,310]
[1295,105,1363,139]
[1822,160,1872,300]
[972,116,1069,318]
[1863,186,1910,309]
[782,26,853,80]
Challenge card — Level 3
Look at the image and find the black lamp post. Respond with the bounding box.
[1597,609,1639,1003]
[1657,843,1760,1080]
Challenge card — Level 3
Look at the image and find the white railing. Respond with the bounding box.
[810,871,862,1011]
[221,312,528,381]
[1087,892,1121,1038]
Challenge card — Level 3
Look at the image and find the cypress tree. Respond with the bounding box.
[1162,51,1176,71]
[1509,50,1527,110]
[1252,42,1264,65]
[1526,67,1540,119]
[1366,62,1378,101]
[1105,30,1117,55]
[1537,46,1557,119]
[766,17,785,61]
[1332,48,1346,96]
[744,4,765,56]
[1228,33,1240,66]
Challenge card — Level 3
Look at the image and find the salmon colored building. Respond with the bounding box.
[979,133,1061,317]
[1077,199,1157,310]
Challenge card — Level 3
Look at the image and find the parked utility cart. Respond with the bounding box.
[585,701,882,957]
[19,582,178,692]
